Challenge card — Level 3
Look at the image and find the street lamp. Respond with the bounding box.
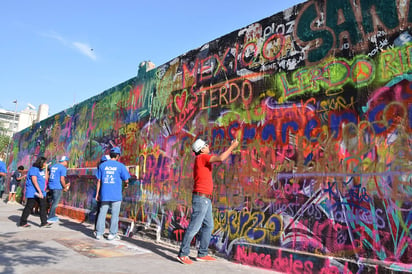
[12,100,18,132]
[6,100,18,166]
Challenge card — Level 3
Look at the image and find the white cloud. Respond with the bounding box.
[72,42,96,60]
[40,31,67,45]
[40,31,97,61]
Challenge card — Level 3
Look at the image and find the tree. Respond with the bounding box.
[0,121,11,161]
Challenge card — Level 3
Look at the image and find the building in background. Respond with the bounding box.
[0,108,18,137]
[35,104,49,123]
[0,104,49,136]
[17,106,37,132]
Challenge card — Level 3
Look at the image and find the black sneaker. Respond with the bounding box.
[40,223,53,228]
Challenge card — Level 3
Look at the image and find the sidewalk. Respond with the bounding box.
[0,200,277,274]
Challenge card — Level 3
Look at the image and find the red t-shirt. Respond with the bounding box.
[193,154,213,195]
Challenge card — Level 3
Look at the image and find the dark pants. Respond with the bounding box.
[94,201,101,231]
[20,197,48,226]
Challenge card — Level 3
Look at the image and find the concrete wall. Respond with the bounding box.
[10,0,412,272]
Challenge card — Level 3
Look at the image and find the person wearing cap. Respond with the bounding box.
[91,154,110,234]
[95,147,130,240]
[47,156,70,223]
[177,138,239,264]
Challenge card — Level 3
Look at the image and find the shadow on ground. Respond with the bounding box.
[8,214,43,228]
[0,238,64,274]
[57,218,180,262]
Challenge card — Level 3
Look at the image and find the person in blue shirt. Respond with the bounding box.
[0,159,7,200]
[19,156,51,228]
[95,147,130,240]
[47,156,70,222]
[92,154,110,234]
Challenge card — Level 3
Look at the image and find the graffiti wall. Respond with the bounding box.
[10,0,412,272]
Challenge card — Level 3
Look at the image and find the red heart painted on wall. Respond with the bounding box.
[174,90,188,113]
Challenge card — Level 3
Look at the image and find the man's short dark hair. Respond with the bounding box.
[110,152,119,159]
[17,165,24,170]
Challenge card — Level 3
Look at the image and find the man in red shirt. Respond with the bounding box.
[177,138,239,264]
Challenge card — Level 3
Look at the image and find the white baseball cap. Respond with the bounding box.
[59,156,69,162]
[192,139,207,153]
[100,155,110,162]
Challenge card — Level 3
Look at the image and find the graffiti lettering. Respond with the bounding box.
[198,78,253,109]
[277,57,374,99]
[295,0,400,63]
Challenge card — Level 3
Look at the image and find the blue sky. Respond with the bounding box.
[0,0,303,116]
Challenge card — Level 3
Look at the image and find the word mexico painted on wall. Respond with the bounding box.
[10,0,412,273]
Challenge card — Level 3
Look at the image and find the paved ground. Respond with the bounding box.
[0,199,278,274]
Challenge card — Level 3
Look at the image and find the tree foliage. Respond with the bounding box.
[0,122,11,161]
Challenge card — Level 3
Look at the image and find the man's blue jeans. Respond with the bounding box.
[48,189,62,219]
[178,194,214,257]
[96,201,121,236]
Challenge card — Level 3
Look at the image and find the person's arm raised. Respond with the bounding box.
[209,139,239,163]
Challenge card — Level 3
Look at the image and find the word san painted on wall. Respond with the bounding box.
[295,0,411,63]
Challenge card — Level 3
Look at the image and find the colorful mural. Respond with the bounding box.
[9,0,412,272]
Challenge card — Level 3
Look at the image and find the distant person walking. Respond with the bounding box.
[177,138,239,264]
[47,156,70,222]
[19,156,51,228]
[0,159,7,200]
[8,165,26,204]
[95,147,130,240]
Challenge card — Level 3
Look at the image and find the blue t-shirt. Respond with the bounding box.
[0,161,6,184]
[0,161,6,173]
[25,166,47,198]
[96,160,130,201]
[48,163,67,190]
